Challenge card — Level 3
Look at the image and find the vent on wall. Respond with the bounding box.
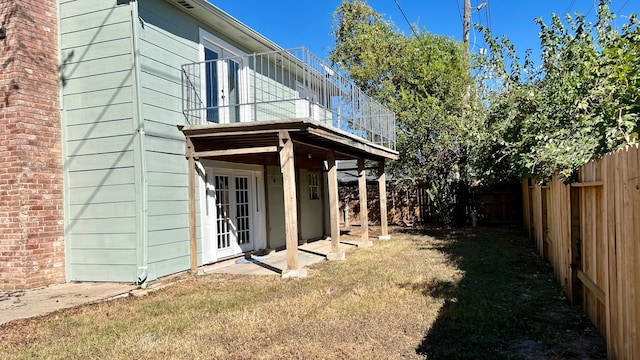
[177,0,194,9]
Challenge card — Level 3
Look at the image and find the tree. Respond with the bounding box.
[330,0,479,225]
[475,1,640,181]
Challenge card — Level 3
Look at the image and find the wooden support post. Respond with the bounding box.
[296,167,304,244]
[320,165,327,238]
[326,150,344,261]
[378,161,390,240]
[358,158,372,248]
[187,138,198,272]
[262,160,271,249]
[278,131,306,278]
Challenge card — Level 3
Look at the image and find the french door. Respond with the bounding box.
[204,169,255,261]
[202,41,243,123]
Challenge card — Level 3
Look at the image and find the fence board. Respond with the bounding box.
[523,144,640,359]
[603,154,618,359]
[532,184,544,257]
[522,180,530,229]
[627,146,640,357]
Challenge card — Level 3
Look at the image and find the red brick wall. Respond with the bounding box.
[0,0,64,290]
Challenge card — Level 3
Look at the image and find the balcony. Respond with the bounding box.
[181,47,396,150]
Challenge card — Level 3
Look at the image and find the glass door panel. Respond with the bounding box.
[204,47,221,123]
[235,176,251,249]
[214,175,234,258]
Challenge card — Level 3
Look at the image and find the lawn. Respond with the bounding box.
[0,227,605,359]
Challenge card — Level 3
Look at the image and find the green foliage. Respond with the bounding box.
[475,0,640,181]
[330,0,479,225]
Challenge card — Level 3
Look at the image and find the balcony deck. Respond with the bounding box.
[181,47,396,152]
[179,117,398,166]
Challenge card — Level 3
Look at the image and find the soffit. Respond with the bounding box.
[163,0,282,53]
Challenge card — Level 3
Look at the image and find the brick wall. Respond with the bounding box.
[0,0,64,290]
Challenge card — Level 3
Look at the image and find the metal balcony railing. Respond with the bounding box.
[181,47,396,150]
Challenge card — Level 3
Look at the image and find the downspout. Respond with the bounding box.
[129,0,148,288]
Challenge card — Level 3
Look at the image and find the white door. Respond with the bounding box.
[204,169,255,260]
[203,46,242,123]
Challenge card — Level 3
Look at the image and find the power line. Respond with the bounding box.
[455,0,464,26]
[585,2,595,17]
[618,0,631,13]
[485,0,493,36]
[565,0,577,15]
[393,0,419,37]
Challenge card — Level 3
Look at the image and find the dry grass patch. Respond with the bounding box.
[0,227,606,359]
[0,231,453,359]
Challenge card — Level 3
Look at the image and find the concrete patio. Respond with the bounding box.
[199,238,358,276]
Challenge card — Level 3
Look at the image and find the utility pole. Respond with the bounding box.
[463,1,486,53]
[463,0,471,53]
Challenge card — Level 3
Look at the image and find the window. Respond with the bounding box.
[308,172,320,200]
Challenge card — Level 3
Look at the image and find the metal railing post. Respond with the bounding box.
[253,53,257,121]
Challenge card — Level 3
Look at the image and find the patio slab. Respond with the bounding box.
[199,239,355,276]
[0,282,134,325]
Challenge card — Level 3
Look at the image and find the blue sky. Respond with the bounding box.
[209,0,640,62]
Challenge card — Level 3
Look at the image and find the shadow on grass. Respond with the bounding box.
[400,226,606,360]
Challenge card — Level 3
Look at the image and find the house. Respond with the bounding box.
[0,0,397,290]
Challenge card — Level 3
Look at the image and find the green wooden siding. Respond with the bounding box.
[66,119,134,141]
[66,233,136,250]
[137,0,206,278]
[58,0,322,283]
[67,168,134,188]
[60,0,137,282]
[251,67,299,121]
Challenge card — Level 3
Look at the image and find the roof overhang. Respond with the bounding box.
[163,0,282,53]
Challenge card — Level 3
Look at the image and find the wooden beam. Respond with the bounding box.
[184,128,290,138]
[571,181,604,188]
[181,119,306,136]
[577,269,606,303]
[193,146,277,158]
[279,131,300,271]
[306,127,398,160]
[262,160,271,249]
[327,150,340,254]
[378,161,390,240]
[187,138,198,272]
[358,158,369,242]
[336,166,378,172]
[290,138,354,160]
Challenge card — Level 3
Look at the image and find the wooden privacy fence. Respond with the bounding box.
[522,144,640,359]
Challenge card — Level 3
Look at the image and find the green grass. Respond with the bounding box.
[0,227,605,359]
